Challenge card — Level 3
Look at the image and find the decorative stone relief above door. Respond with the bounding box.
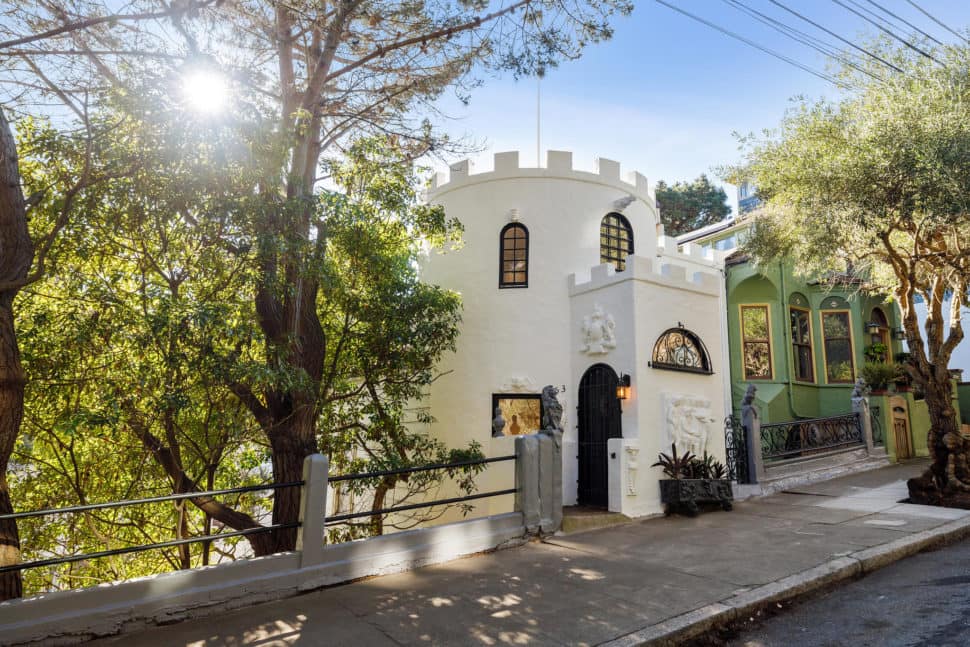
[580,304,616,354]
[661,393,717,456]
[498,376,538,393]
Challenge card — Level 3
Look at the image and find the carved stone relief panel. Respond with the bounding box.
[661,393,717,457]
[580,304,617,355]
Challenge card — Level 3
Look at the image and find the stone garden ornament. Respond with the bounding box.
[491,406,506,438]
[540,385,564,432]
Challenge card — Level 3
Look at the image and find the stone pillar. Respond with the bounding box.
[515,435,540,535]
[538,430,563,534]
[297,454,329,568]
[741,385,764,484]
[853,396,875,454]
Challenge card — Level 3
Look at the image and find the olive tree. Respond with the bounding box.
[736,42,969,505]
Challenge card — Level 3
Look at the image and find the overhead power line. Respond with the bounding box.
[765,0,905,74]
[863,0,944,47]
[831,0,942,65]
[904,0,969,45]
[722,0,885,83]
[653,0,854,90]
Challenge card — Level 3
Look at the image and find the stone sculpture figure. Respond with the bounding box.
[491,406,506,438]
[541,385,564,431]
[741,384,758,421]
[580,305,616,354]
[851,377,868,399]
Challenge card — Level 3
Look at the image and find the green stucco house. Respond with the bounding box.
[678,214,944,463]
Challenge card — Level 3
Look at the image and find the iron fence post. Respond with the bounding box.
[515,435,540,535]
[297,454,329,568]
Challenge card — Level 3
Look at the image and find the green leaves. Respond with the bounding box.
[655,174,732,237]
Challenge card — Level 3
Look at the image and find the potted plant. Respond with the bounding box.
[860,361,898,394]
[864,342,889,362]
[653,444,733,517]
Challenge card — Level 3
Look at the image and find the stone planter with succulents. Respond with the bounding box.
[653,444,733,517]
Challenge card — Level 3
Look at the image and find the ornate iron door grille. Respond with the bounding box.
[577,364,622,507]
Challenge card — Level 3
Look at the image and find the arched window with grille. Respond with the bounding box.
[649,326,713,374]
[499,223,529,288]
[600,213,634,271]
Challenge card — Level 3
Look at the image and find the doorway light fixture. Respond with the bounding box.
[616,373,631,400]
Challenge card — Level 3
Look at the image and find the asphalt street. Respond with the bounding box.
[724,537,970,647]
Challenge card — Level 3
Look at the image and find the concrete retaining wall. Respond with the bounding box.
[0,512,527,645]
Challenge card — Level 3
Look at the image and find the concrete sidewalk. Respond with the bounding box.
[95,459,970,647]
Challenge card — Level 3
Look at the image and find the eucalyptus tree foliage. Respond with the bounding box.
[733,42,970,504]
[0,0,633,571]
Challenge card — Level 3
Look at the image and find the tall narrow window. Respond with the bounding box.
[869,307,890,359]
[741,305,772,380]
[789,307,814,382]
[822,310,855,383]
[499,223,528,288]
[600,213,634,271]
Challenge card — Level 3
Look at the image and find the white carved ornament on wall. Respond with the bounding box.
[498,376,538,393]
[625,446,639,495]
[661,393,717,457]
[580,304,617,355]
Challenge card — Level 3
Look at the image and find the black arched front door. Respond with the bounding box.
[577,364,622,508]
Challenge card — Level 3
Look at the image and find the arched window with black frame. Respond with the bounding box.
[499,223,529,288]
[649,326,713,375]
[600,213,634,271]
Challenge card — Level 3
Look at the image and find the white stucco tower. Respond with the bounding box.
[422,151,730,518]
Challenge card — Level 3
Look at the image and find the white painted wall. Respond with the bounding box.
[913,295,970,375]
[422,150,727,519]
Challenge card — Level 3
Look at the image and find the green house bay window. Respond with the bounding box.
[741,305,772,380]
[789,307,814,382]
[822,311,854,383]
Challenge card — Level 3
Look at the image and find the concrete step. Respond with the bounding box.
[759,450,891,496]
[560,506,631,534]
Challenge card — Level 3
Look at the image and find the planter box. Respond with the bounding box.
[659,479,733,516]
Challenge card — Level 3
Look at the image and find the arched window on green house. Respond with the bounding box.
[820,298,855,383]
[867,307,891,361]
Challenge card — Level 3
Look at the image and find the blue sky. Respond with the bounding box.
[434,0,970,213]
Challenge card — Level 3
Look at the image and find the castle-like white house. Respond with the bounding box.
[421,151,733,518]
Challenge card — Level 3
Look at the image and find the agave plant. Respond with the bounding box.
[652,443,696,480]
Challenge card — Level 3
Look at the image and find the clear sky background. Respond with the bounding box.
[433,0,970,214]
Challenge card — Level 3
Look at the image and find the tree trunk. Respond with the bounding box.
[267,404,319,552]
[0,106,31,600]
[907,373,970,506]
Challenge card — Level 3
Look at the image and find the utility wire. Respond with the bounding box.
[722,0,884,83]
[864,0,943,47]
[765,0,905,74]
[904,0,969,45]
[653,0,853,90]
[831,0,942,64]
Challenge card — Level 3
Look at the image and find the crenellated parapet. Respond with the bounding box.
[428,150,656,212]
[568,254,722,298]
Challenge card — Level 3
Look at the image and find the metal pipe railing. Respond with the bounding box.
[0,481,305,522]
